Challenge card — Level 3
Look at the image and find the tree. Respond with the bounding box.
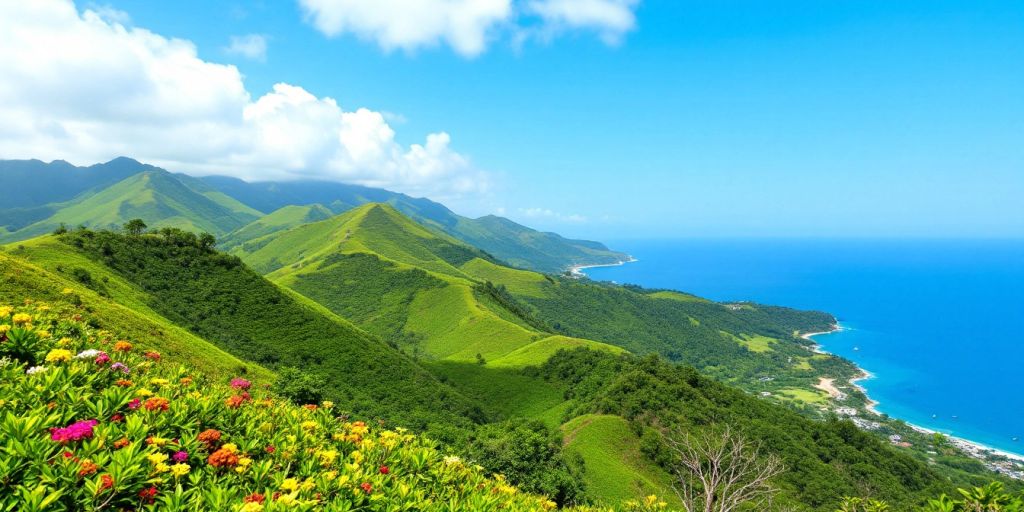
[662,425,784,512]
[198,232,217,250]
[123,218,147,236]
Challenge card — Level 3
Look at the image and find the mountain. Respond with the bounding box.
[199,174,630,273]
[218,203,334,251]
[0,156,147,209]
[0,166,262,242]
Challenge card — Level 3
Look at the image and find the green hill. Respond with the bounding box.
[4,231,478,431]
[218,203,334,251]
[200,174,629,273]
[0,169,262,242]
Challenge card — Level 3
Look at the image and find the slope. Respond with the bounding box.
[218,203,334,251]
[0,156,146,212]
[201,174,628,273]
[4,230,479,430]
[1,169,262,242]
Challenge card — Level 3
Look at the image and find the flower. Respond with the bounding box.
[146,436,170,447]
[113,438,131,449]
[225,395,246,409]
[239,502,264,512]
[74,349,101,359]
[12,313,32,325]
[26,365,48,375]
[170,463,190,477]
[109,362,130,374]
[144,351,161,361]
[113,341,133,352]
[0,306,12,317]
[322,400,334,409]
[244,493,266,504]
[97,474,114,494]
[379,465,390,475]
[443,455,462,466]
[78,459,99,477]
[146,452,169,465]
[149,378,169,386]
[115,379,132,387]
[144,397,170,412]
[138,486,158,505]
[45,349,72,363]
[230,377,251,390]
[265,445,276,454]
[172,450,189,462]
[361,482,373,494]
[208,447,239,468]
[50,420,98,443]
[127,398,141,410]
[95,353,110,365]
[280,478,299,492]
[197,429,221,446]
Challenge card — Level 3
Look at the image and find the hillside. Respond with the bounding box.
[0,302,595,511]
[0,157,145,210]
[4,231,478,431]
[199,174,629,273]
[218,204,334,251]
[0,168,261,242]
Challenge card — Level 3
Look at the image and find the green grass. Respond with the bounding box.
[2,170,260,242]
[219,203,333,251]
[489,335,626,368]
[426,361,568,421]
[738,334,777,353]
[648,290,709,303]
[561,415,680,507]
[460,257,550,297]
[777,387,829,404]
[0,241,271,381]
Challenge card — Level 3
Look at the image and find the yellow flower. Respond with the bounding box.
[149,378,170,386]
[146,452,169,465]
[0,325,10,335]
[239,502,264,512]
[322,400,334,409]
[301,420,317,431]
[276,493,298,506]
[221,443,239,454]
[234,456,253,474]
[337,474,351,487]
[349,450,363,464]
[301,479,315,492]
[0,306,12,317]
[135,388,154,397]
[45,349,72,363]
[11,313,30,325]
[280,478,299,492]
[317,449,338,466]
[155,462,171,473]
[61,288,75,295]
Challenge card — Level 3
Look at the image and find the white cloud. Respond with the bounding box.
[519,207,587,223]
[526,0,639,45]
[297,0,641,57]
[0,0,486,200]
[225,34,268,62]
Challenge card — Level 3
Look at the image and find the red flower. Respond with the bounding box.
[379,465,390,475]
[138,486,158,504]
[113,438,131,449]
[144,351,161,361]
[144,397,170,412]
[224,395,246,409]
[265,444,276,454]
[110,413,124,423]
[361,482,373,494]
[244,493,266,504]
[97,474,114,494]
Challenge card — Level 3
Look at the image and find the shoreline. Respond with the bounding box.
[569,256,637,277]
[803,326,1024,464]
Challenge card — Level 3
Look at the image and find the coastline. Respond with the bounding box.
[802,326,1024,465]
[569,256,638,277]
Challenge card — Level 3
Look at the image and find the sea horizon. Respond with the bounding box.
[582,237,1024,457]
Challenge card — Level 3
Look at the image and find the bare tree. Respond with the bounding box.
[662,425,784,512]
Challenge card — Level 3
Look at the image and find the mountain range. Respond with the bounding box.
[0,157,1016,509]
[0,158,628,273]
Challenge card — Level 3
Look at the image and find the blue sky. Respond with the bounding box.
[4,1,1023,238]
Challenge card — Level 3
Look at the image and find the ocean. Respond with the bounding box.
[582,239,1024,456]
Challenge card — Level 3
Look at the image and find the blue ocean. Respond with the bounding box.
[583,239,1024,455]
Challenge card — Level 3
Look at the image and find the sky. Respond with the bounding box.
[1,1,1022,239]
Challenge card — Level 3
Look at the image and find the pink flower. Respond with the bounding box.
[95,352,110,365]
[127,399,141,410]
[110,362,130,374]
[172,450,188,462]
[230,378,251,390]
[50,420,98,443]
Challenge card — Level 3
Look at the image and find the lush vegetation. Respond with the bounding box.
[0,302,657,511]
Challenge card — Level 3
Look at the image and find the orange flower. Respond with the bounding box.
[78,459,99,477]
[143,397,170,412]
[208,447,239,468]
[97,474,114,494]
[180,377,193,386]
[225,395,246,409]
[113,341,133,352]
[115,379,133,387]
[113,438,131,449]
[302,404,318,411]
[197,429,221,447]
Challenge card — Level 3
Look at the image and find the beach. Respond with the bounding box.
[569,257,637,277]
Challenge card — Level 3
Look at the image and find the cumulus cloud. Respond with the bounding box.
[0,0,486,199]
[297,0,641,57]
[225,34,268,62]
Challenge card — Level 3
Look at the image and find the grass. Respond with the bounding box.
[777,387,829,404]
[648,290,709,303]
[561,415,680,507]
[426,361,568,421]
[739,334,777,353]
[219,203,333,250]
[460,257,550,297]
[489,335,626,368]
[0,241,272,381]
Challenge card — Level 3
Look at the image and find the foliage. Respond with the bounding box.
[0,303,622,511]
[843,482,1024,512]
[272,367,328,406]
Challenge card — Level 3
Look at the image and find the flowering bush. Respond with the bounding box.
[0,302,669,511]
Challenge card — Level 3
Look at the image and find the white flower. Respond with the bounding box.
[74,349,101,359]
[26,365,48,375]
[443,455,462,465]
[0,357,11,368]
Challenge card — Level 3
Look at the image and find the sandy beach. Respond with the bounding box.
[569,257,637,277]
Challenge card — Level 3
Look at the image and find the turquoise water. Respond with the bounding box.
[583,239,1024,455]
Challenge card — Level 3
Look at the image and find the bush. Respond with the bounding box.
[272,366,327,405]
